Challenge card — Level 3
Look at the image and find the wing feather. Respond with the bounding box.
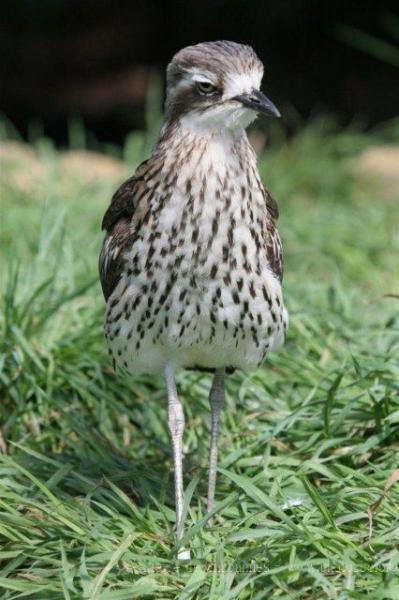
[262,184,283,281]
[99,159,151,301]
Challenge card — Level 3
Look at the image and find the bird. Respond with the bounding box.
[99,40,288,560]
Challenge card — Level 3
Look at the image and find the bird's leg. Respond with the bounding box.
[207,368,225,515]
[164,363,191,560]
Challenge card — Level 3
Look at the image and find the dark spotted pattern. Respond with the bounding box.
[100,122,287,374]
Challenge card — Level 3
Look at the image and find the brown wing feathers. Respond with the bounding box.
[99,162,148,300]
[263,186,283,282]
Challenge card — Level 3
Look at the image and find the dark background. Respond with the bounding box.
[1,0,398,146]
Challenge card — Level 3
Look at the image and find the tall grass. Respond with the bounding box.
[0,119,398,598]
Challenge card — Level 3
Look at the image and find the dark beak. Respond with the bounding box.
[234,89,281,118]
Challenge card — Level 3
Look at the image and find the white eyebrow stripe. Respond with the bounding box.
[188,72,217,84]
[192,75,213,83]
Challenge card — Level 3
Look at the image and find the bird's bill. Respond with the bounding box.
[234,89,281,118]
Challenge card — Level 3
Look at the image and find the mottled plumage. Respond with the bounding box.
[99,40,288,559]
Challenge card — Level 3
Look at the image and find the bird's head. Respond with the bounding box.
[165,40,280,132]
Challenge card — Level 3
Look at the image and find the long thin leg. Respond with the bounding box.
[207,368,225,514]
[164,363,190,560]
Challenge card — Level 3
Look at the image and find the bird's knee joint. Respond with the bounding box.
[169,420,184,438]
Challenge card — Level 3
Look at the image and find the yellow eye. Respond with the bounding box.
[196,81,217,95]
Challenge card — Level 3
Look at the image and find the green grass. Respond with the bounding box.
[0,119,398,599]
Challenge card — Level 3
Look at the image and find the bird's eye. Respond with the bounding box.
[196,81,217,95]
